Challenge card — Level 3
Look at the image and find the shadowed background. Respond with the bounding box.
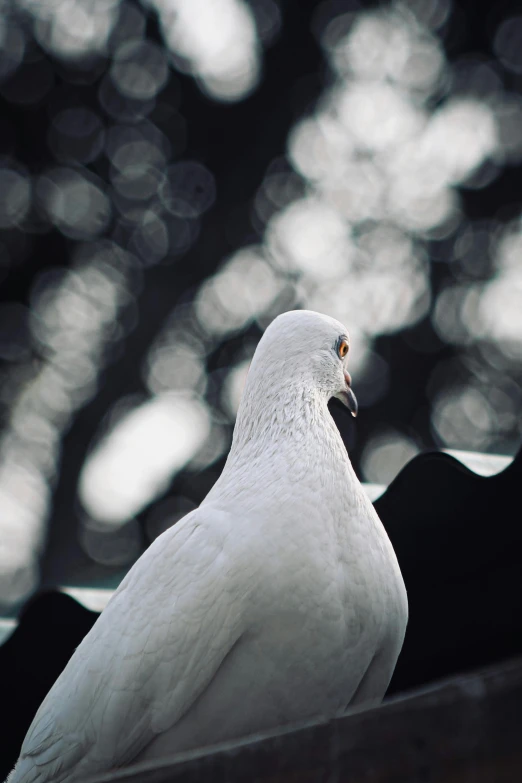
[0,0,521,616]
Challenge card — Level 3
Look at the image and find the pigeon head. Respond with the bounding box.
[248,310,358,417]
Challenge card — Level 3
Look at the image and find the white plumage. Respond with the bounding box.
[9,310,408,783]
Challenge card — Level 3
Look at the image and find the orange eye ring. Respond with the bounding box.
[338,339,349,359]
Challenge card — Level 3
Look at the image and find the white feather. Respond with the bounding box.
[8,310,407,782]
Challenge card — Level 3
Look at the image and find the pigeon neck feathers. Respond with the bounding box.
[208,373,364,526]
[206,310,364,511]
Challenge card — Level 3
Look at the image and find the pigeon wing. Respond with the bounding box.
[11,509,247,783]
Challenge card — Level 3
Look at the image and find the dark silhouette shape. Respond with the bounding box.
[0,591,97,780]
[381,445,522,694]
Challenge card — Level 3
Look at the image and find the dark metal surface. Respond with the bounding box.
[86,656,522,783]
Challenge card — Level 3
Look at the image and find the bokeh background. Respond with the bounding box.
[0,0,521,611]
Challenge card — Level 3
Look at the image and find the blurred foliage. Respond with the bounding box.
[0,0,521,607]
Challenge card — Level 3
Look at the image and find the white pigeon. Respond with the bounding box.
[8,310,408,783]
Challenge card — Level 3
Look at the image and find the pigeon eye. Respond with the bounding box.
[338,339,349,359]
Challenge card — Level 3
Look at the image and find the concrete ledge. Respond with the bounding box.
[86,656,522,783]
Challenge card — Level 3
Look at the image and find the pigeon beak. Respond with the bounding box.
[335,371,358,418]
